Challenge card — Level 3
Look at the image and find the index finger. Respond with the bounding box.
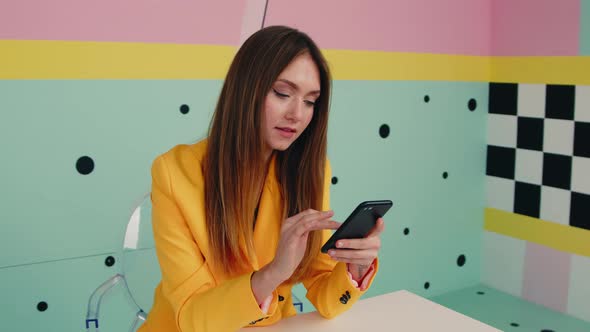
[295,219,341,237]
[366,218,385,238]
[285,209,319,224]
[293,209,334,224]
[312,220,341,231]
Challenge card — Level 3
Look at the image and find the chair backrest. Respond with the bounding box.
[85,192,158,332]
[121,192,161,313]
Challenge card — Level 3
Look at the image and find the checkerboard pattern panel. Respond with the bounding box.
[487,83,590,230]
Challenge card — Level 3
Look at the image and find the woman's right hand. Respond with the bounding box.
[251,209,340,303]
[270,209,341,282]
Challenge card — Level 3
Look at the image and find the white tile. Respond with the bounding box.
[481,230,525,297]
[486,176,515,212]
[572,156,590,195]
[518,83,546,118]
[540,186,571,226]
[575,85,590,122]
[543,119,574,155]
[515,149,543,185]
[487,114,517,148]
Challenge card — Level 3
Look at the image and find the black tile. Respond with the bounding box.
[489,83,518,115]
[542,153,572,190]
[514,182,541,218]
[486,145,516,179]
[517,117,544,151]
[546,84,575,120]
[574,122,590,158]
[570,192,590,230]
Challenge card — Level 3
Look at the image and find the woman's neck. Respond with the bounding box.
[262,146,274,166]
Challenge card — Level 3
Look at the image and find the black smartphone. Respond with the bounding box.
[321,200,393,253]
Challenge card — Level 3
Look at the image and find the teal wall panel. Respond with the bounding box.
[0,253,138,331]
[0,249,162,330]
[325,81,487,300]
[0,80,222,267]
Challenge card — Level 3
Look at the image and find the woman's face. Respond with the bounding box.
[261,52,320,157]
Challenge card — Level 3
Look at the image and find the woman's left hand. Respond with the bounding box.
[327,217,385,281]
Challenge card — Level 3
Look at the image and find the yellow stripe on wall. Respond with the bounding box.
[491,56,590,85]
[1,40,236,79]
[1,40,590,84]
[322,49,491,81]
[1,40,490,81]
[485,208,590,257]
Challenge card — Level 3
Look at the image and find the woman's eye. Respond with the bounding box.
[304,100,316,107]
[273,89,289,98]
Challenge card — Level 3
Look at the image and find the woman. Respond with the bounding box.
[139,25,385,332]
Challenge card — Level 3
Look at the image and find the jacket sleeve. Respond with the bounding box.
[150,154,279,332]
[302,159,379,319]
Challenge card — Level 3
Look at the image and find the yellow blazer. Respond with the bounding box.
[138,139,378,332]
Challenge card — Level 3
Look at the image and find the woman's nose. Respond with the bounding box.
[286,100,304,120]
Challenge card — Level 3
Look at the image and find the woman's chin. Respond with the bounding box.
[271,141,294,151]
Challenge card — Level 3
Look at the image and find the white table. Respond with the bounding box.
[242,290,501,331]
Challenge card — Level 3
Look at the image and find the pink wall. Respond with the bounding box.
[0,0,491,55]
[265,0,491,55]
[0,0,246,45]
[0,0,583,55]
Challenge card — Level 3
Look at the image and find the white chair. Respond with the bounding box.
[85,192,303,332]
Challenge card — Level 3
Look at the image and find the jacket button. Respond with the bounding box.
[339,296,348,304]
[278,295,284,302]
[345,291,351,299]
[249,317,264,325]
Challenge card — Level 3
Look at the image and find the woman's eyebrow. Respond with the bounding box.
[277,78,320,96]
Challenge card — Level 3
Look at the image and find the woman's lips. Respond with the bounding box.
[276,127,296,138]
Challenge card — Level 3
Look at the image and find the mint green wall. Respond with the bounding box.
[0,81,220,267]
[328,81,487,298]
[0,80,487,330]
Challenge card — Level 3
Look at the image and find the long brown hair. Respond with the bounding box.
[203,25,331,283]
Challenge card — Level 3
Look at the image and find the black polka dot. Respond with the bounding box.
[540,330,555,332]
[457,254,466,267]
[424,282,430,289]
[76,156,94,175]
[180,104,190,114]
[331,176,338,185]
[424,95,430,103]
[510,322,519,327]
[379,124,390,138]
[477,291,485,295]
[468,98,477,111]
[442,172,449,179]
[37,301,48,312]
[105,256,116,267]
[403,228,410,235]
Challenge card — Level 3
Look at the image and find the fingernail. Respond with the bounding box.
[336,241,343,248]
[328,250,335,256]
